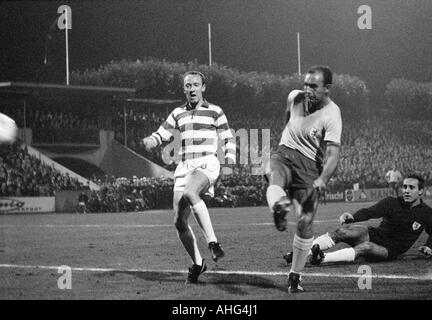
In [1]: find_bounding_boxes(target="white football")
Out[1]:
[0,112,18,144]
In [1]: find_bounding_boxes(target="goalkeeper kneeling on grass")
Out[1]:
[284,174,432,265]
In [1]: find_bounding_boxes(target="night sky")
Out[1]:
[1,0,431,103]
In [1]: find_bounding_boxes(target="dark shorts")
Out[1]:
[368,227,402,260]
[269,145,322,190]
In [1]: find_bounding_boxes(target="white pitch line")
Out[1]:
[0,263,430,281]
[0,220,337,229]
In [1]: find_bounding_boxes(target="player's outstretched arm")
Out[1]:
[351,197,392,222]
[285,90,306,124]
[421,221,432,257]
[141,110,177,151]
[288,89,307,104]
[418,246,432,257]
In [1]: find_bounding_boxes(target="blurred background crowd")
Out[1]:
[1,60,431,212]
[0,143,84,197]
[2,104,431,213]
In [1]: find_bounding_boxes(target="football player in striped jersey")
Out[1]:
[142,71,236,283]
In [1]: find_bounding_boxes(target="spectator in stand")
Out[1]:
[76,192,89,214]
[385,164,403,196]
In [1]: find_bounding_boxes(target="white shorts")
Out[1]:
[173,155,220,197]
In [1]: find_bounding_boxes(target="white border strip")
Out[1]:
[0,264,430,281]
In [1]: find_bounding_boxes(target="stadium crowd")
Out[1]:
[1,106,432,212]
[112,109,175,169]
[2,106,99,130]
[336,118,432,190]
[0,143,86,197]
[82,111,432,212]
[110,106,432,189]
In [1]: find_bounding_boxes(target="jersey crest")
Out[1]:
[309,127,318,138]
[412,221,421,231]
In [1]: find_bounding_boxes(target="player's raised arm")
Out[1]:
[285,90,307,124]
[288,89,307,104]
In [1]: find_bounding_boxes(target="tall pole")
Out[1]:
[57,5,72,84]
[23,99,27,143]
[65,7,70,85]
[23,99,27,130]
[208,23,212,66]
[124,104,127,147]
[297,32,301,76]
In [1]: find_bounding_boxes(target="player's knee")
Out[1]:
[267,163,290,186]
[266,168,279,183]
[264,159,272,179]
[332,228,349,242]
[297,214,313,231]
[356,241,373,255]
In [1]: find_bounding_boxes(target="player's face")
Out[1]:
[184,74,205,104]
[402,178,422,203]
[304,72,329,106]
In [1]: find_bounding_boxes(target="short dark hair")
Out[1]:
[307,65,332,86]
[405,173,425,190]
[183,71,206,85]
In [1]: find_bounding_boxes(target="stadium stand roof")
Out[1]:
[0,81,135,101]
[122,98,181,104]
[0,82,181,105]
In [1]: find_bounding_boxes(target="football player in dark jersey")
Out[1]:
[284,174,432,265]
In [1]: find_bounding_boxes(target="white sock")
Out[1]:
[322,248,356,264]
[266,185,287,212]
[312,233,336,251]
[192,200,217,243]
[290,234,314,274]
[177,226,203,265]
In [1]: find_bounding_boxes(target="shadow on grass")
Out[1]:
[95,270,287,296]
[205,273,286,296]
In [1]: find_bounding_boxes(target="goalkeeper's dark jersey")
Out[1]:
[352,197,432,254]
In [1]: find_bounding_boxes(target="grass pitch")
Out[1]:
[1,201,431,300]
